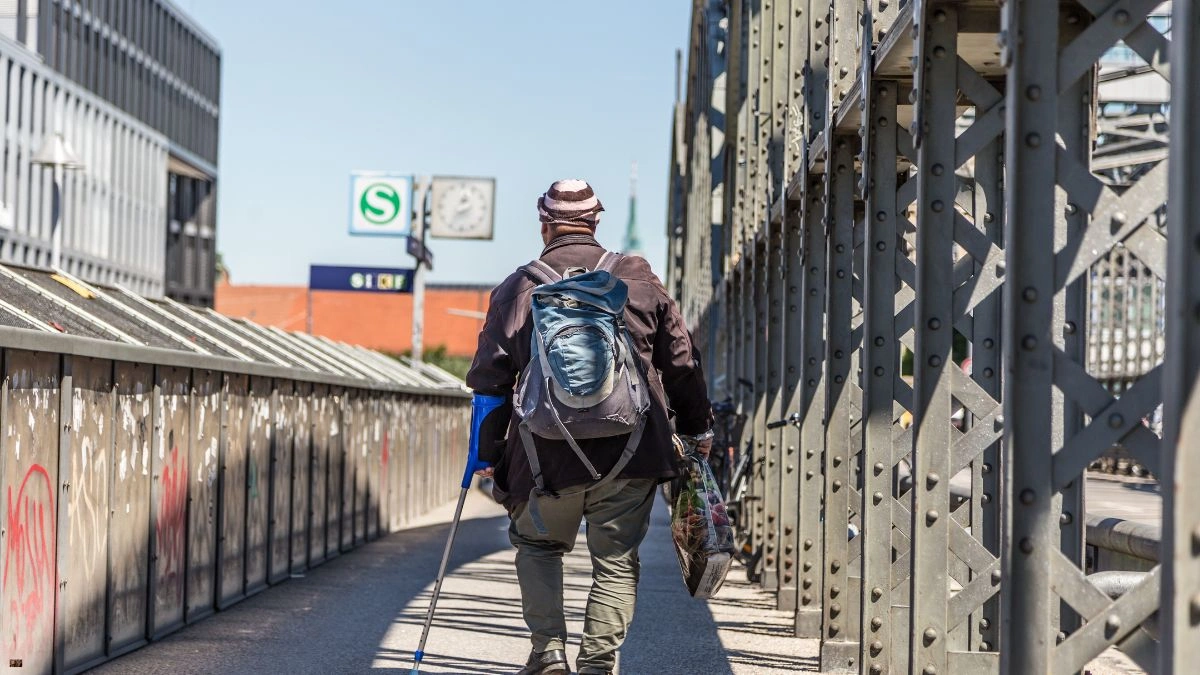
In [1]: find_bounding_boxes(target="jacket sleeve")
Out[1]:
[650,282,713,435]
[466,284,519,397]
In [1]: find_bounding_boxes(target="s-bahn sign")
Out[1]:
[349,172,412,237]
[309,265,415,293]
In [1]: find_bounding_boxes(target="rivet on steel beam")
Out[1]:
[923,627,938,644]
[870,640,883,655]
[925,509,939,524]
[1191,524,1200,550]
[982,463,993,475]
[873,491,884,505]
[931,164,944,176]
[875,336,886,347]
[874,462,886,474]
[1019,538,1034,554]
[995,261,1006,277]
[923,666,937,675]
[1026,85,1041,101]
[1066,202,1079,215]
[874,366,885,377]
[1026,133,1041,148]
[870,665,883,675]
[926,473,940,488]
[831,585,841,597]
[979,618,991,630]
[872,587,884,602]
[833,455,843,466]
[830,622,841,636]
[931,200,944,212]
[928,317,941,330]
[1189,594,1200,623]
[1114,9,1130,24]
[934,9,947,21]
[1108,413,1124,429]
[834,375,844,384]
[983,367,995,378]
[980,641,992,651]
[929,355,942,367]
[802,592,812,604]
[1022,335,1038,351]
[804,538,813,549]
[1106,615,1121,632]
[833,479,843,490]
[784,572,793,583]
[803,561,813,571]
[1020,489,1035,505]
[831,560,841,572]
[1022,286,1038,302]
[1060,511,1073,525]
[1064,321,1077,335]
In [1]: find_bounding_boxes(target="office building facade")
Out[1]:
[0,0,220,305]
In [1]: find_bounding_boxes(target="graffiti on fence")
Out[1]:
[156,433,188,591]
[69,433,107,582]
[4,464,55,656]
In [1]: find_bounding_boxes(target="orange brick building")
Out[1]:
[216,278,493,357]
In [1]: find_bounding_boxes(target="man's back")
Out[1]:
[467,233,711,509]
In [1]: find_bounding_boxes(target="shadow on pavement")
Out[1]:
[88,507,514,674]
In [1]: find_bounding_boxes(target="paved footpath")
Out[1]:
[92,487,818,674]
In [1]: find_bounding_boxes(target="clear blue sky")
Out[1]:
[182,0,691,286]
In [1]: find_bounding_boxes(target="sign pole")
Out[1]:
[412,176,430,362]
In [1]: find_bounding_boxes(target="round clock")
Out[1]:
[430,177,495,239]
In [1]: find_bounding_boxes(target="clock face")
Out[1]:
[430,177,495,239]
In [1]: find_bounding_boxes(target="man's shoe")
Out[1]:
[516,649,568,675]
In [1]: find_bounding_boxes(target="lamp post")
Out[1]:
[31,132,84,270]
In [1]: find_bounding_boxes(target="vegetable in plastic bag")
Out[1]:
[667,447,735,598]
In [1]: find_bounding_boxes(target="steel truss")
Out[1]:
[667,0,1194,671]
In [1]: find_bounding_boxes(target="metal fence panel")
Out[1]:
[1,350,60,673]
[368,399,384,541]
[60,357,112,672]
[187,369,220,623]
[309,385,330,565]
[290,382,312,574]
[244,376,272,594]
[339,391,355,551]
[149,365,191,637]
[269,381,295,584]
[217,374,249,609]
[327,387,344,559]
[108,362,152,654]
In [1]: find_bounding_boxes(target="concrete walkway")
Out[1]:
[91,487,818,674]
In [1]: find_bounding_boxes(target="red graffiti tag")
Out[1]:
[3,465,55,656]
[156,445,188,591]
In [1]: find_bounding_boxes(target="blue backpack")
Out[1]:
[515,252,651,524]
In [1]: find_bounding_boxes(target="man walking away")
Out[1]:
[466,179,714,674]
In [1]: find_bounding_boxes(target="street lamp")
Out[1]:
[31,131,85,270]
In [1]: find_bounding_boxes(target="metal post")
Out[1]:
[1000,2,1059,670]
[1162,0,1200,667]
[795,172,826,638]
[909,7,958,674]
[411,178,430,362]
[52,164,64,269]
[777,0,809,617]
[860,78,899,675]
[820,134,858,672]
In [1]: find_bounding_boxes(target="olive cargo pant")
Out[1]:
[508,477,658,674]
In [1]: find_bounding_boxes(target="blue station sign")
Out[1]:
[309,265,415,294]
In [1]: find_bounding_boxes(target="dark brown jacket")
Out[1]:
[466,234,712,510]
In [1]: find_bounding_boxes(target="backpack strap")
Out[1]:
[523,416,647,536]
[596,251,624,274]
[521,260,562,285]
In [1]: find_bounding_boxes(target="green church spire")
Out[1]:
[622,162,644,257]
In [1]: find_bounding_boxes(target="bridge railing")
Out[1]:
[0,263,469,673]
[668,0,1196,672]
